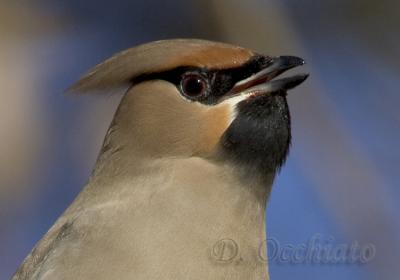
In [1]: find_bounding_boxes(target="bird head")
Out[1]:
[70,39,308,175]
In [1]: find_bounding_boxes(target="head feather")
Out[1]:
[68,39,255,93]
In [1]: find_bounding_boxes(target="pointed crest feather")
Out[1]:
[68,39,255,94]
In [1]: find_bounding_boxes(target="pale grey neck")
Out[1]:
[77,149,272,279]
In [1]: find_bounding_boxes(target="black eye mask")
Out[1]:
[131,55,272,105]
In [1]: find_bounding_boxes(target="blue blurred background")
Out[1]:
[1,0,399,279]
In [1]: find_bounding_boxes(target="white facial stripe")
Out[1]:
[220,94,248,124]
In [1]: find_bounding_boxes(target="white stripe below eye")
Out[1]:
[221,94,248,124]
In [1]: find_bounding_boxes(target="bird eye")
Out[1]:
[180,73,208,98]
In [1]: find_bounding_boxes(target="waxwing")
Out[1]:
[13,39,308,280]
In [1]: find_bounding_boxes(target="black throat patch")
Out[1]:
[220,92,291,175]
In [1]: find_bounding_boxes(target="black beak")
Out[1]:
[228,56,308,97]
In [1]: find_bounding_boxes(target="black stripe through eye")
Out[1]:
[130,55,271,105]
